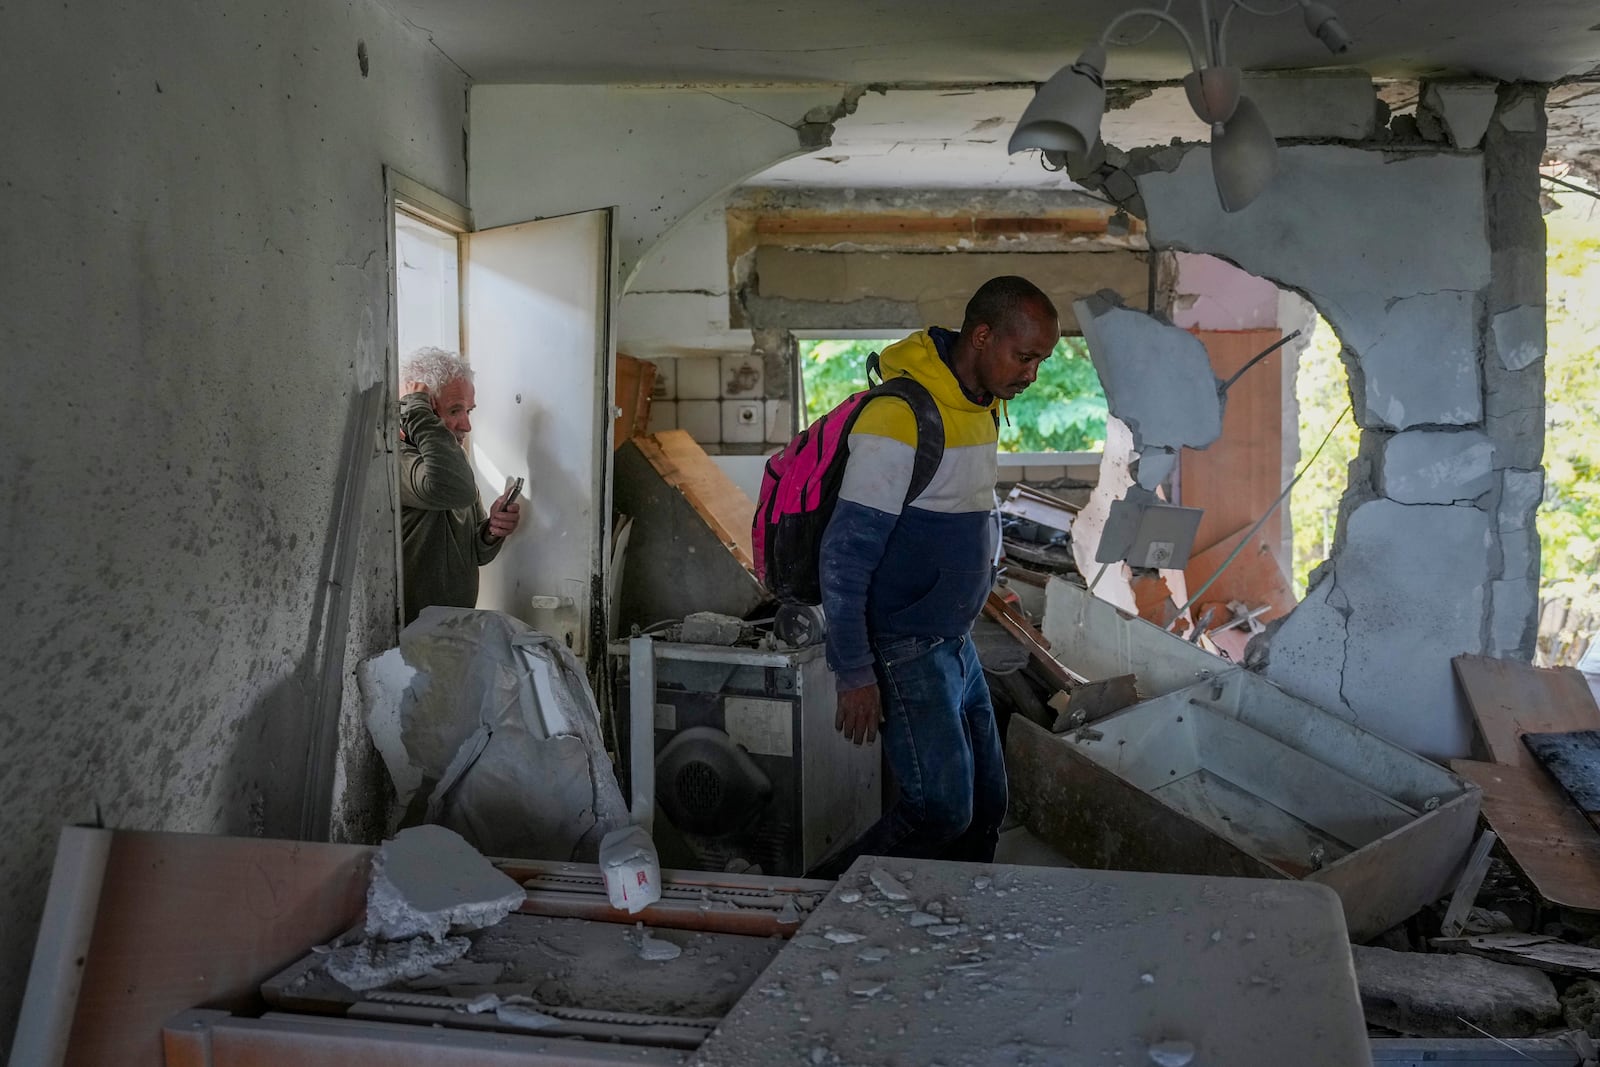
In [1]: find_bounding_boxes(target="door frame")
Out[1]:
[382,169,473,637]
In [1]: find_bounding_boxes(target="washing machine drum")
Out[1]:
[655,726,773,836]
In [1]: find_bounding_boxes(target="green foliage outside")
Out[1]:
[1289,318,1361,595]
[798,336,1108,453]
[1539,201,1600,664]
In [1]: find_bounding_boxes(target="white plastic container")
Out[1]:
[598,824,661,914]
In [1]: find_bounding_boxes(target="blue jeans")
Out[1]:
[824,632,1008,873]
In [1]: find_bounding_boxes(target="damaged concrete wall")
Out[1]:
[1129,85,1547,760]
[469,86,858,286]
[0,0,467,1045]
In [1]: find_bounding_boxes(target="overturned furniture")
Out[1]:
[1012,579,1480,942]
[1009,672,1479,941]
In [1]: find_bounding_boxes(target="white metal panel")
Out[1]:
[465,209,613,654]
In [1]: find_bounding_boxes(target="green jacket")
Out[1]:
[398,392,502,624]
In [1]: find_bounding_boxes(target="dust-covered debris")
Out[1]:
[870,869,911,901]
[323,935,471,991]
[635,922,683,961]
[364,824,526,942]
[823,929,865,944]
[1147,1039,1196,1066]
[495,1002,561,1029]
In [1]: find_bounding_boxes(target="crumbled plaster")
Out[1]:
[1069,418,1191,617]
[1420,82,1500,150]
[364,824,527,942]
[1075,291,1223,454]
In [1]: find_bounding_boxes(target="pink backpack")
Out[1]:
[753,375,944,605]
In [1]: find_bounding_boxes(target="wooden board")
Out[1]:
[613,353,657,450]
[63,831,372,1067]
[632,430,757,569]
[1179,329,1286,575]
[1451,758,1600,913]
[1432,932,1600,978]
[983,592,1087,692]
[1523,730,1600,834]
[1452,654,1600,767]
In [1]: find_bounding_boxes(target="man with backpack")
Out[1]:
[817,275,1060,872]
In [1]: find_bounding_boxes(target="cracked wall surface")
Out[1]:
[1133,83,1547,761]
[0,0,468,1046]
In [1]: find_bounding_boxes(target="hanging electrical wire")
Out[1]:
[1167,402,1353,629]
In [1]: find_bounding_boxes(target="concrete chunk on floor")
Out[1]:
[1352,944,1560,1038]
[364,824,527,942]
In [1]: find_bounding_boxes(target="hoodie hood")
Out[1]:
[876,328,996,414]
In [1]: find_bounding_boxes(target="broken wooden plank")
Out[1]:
[983,592,1087,692]
[612,353,657,450]
[1431,932,1600,979]
[1452,654,1600,767]
[1439,830,1499,938]
[631,430,756,569]
[1450,758,1600,913]
[1522,731,1600,834]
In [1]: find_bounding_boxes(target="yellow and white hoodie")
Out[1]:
[819,327,999,690]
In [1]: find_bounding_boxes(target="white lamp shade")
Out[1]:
[1211,96,1279,212]
[1008,44,1107,158]
[1302,1,1353,53]
[1183,66,1241,125]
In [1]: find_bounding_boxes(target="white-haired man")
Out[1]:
[398,347,521,624]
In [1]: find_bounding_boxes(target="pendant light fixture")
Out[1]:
[1008,0,1352,212]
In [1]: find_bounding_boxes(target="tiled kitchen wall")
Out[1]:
[644,354,792,452]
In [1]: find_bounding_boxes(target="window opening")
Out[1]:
[797,335,1108,453]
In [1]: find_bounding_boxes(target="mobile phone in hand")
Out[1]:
[504,476,524,508]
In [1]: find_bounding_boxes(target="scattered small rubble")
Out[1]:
[322,935,471,992]
[1562,978,1600,1038]
[870,869,911,901]
[364,824,526,942]
[634,922,682,962]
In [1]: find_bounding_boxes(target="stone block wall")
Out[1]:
[1103,79,1547,760]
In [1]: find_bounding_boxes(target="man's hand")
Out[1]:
[485,491,522,541]
[836,683,882,746]
[402,380,430,397]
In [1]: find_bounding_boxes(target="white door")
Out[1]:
[463,209,614,656]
